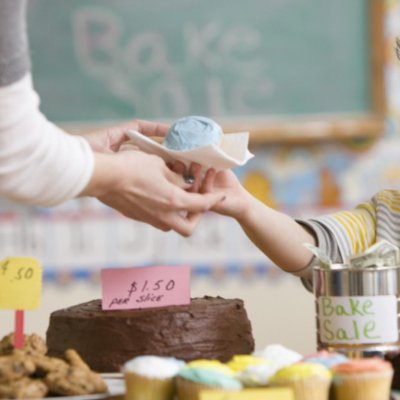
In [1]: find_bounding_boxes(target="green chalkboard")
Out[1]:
[27,0,384,143]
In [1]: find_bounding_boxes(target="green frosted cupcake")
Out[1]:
[176,367,242,400]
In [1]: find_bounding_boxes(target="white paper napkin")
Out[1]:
[126,130,254,170]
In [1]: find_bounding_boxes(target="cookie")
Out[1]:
[65,349,91,371]
[45,367,107,396]
[0,377,48,399]
[0,355,35,383]
[25,353,69,377]
[0,333,47,356]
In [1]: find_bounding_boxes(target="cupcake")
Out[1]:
[302,350,348,369]
[254,344,302,371]
[226,355,269,374]
[186,359,234,376]
[163,116,223,151]
[236,361,278,388]
[176,366,242,400]
[123,355,185,400]
[331,357,393,400]
[268,362,332,400]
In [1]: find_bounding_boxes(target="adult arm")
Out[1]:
[0,0,94,206]
[0,1,224,236]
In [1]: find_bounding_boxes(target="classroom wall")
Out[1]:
[1,2,400,357]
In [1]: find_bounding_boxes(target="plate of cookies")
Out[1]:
[0,333,124,400]
[44,376,124,400]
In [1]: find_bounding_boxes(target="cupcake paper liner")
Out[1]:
[269,376,331,400]
[124,371,175,400]
[175,376,239,400]
[333,370,393,400]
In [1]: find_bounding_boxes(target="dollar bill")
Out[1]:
[303,242,332,269]
[347,240,400,269]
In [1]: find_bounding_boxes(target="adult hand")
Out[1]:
[81,119,169,153]
[81,149,225,236]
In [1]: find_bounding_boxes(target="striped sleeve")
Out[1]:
[294,191,400,292]
[292,219,344,292]
[307,201,376,259]
[373,190,400,244]
[294,198,377,291]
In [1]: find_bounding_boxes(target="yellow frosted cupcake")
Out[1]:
[225,354,274,388]
[123,355,185,400]
[268,362,331,400]
[331,357,393,400]
[226,355,268,373]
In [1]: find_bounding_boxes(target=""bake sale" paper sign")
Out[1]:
[101,265,190,310]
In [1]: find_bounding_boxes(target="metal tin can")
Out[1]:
[314,264,400,358]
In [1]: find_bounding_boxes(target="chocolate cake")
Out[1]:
[384,351,400,389]
[46,296,255,372]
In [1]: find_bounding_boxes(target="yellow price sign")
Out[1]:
[0,257,42,310]
[200,388,294,400]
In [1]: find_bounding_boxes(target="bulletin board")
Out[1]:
[27,0,385,144]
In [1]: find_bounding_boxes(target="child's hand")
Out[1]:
[168,161,251,221]
[200,169,251,221]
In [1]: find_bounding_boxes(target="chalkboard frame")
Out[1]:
[220,0,385,144]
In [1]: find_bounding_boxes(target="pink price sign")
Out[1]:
[101,266,190,310]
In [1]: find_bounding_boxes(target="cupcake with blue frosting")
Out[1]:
[176,360,241,400]
[302,350,348,369]
[185,359,234,376]
[163,116,223,151]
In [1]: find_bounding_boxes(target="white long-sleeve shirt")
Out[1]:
[0,0,94,207]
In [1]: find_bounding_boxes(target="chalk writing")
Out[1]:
[73,7,272,117]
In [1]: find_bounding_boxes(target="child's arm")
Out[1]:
[201,169,317,274]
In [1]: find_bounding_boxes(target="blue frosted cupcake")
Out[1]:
[302,350,348,369]
[176,366,241,400]
[163,116,223,151]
